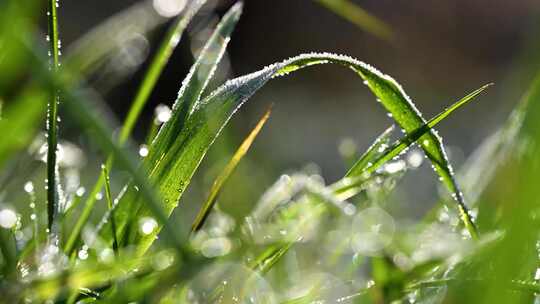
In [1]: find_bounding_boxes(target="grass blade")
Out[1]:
[102,165,119,255]
[345,125,394,177]
[100,2,244,255]
[333,83,493,201]
[315,0,394,42]
[63,0,208,255]
[249,84,491,278]
[119,0,207,143]
[191,105,271,233]
[115,51,488,253]
[46,0,61,230]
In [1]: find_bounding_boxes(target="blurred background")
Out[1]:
[48,0,540,222]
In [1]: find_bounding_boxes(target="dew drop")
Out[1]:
[24,181,34,193]
[139,217,158,235]
[0,209,18,228]
[95,192,103,200]
[154,104,172,124]
[138,145,149,157]
[76,187,86,197]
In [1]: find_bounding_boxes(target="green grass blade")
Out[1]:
[118,0,207,143]
[63,0,208,255]
[191,106,271,233]
[252,81,489,276]
[251,242,295,274]
[60,91,183,253]
[315,0,394,42]
[345,125,394,177]
[46,0,61,230]
[334,83,493,200]
[147,1,244,168]
[102,165,119,255]
[99,2,243,255]
[116,51,486,253]
[23,35,184,252]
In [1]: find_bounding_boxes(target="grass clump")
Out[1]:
[0,1,539,303]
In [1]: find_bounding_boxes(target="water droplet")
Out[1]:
[139,217,158,235]
[0,209,18,228]
[200,237,232,258]
[406,150,424,168]
[154,104,172,124]
[138,145,149,157]
[384,160,406,174]
[76,187,86,197]
[95,192,103,200]
[78,249,88,260]
[24,181,34,193]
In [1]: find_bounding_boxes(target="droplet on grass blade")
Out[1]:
[0,208,18,229]
[139,144,149,157]
[24,181,34,193]
[140,217,158,235]
[154,104,172,124]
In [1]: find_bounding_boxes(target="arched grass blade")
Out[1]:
[191,106,271,233]
[118,52,487,252]
[63,0,209,255]
[98,2,244,255]
[316,0,394,42]
[346,125,394,177]
[249,84,491,277]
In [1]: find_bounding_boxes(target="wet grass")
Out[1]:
[0,0,540,303]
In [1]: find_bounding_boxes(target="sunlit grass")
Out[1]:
[0,0,539,303]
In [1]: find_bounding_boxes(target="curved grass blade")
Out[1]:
[316,0,394,42]
[98,2,244,255]
[345,125,394,177]
[46,0,61,230]
[250,85,491,278]
[191,105,271,233]
[334,84,493,201]
[120,52,486,252]
[63,0,208,255]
